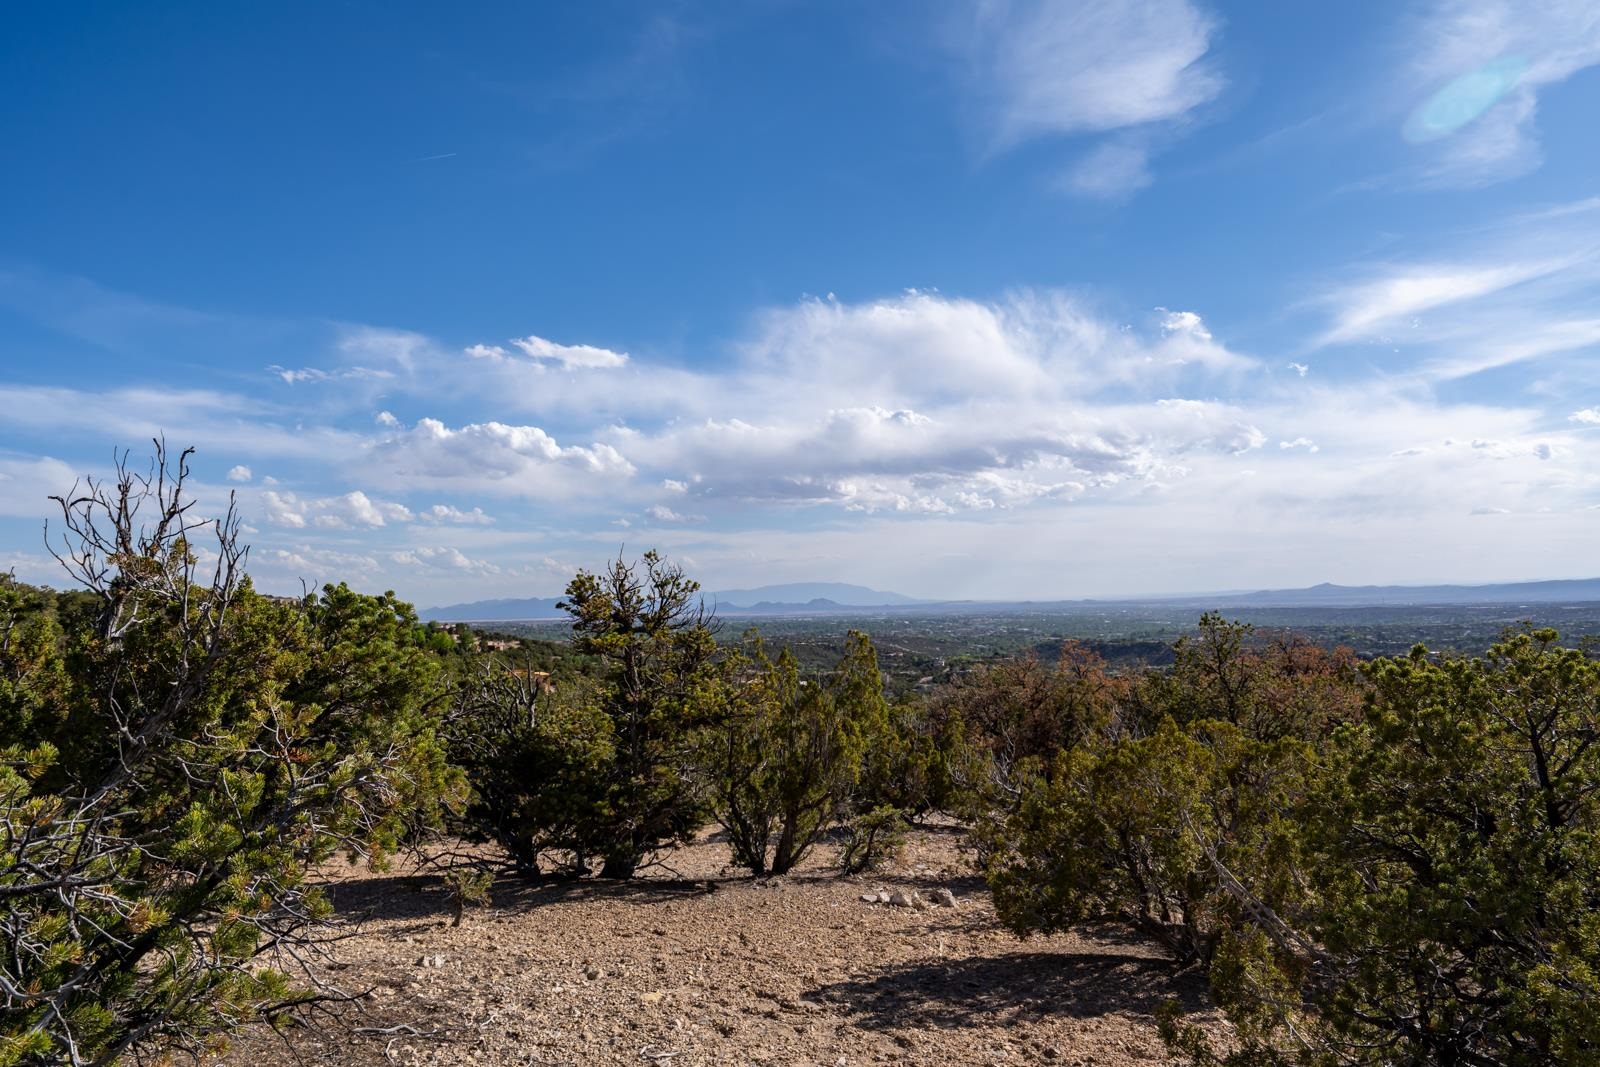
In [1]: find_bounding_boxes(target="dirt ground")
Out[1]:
[216,825,1221,1067]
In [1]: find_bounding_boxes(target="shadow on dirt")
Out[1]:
[323,869,741,926]
[808,949,1206,1030]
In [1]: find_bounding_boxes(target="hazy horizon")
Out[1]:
[418,573,1600,613]
[4,2,1599,607]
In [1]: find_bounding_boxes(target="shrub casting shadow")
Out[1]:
[323,869,735,925]
[809,948,1207,1031]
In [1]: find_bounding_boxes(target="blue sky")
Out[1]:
[3,0,1599,603]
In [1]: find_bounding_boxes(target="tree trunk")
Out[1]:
[772,819,798,875]
[601,851,639,879]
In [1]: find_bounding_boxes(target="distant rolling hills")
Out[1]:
[420,577,1600,622]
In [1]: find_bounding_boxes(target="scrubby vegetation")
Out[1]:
[983,617,1600,1065]
[4,446,1599,1065]
[0,447,462,1066]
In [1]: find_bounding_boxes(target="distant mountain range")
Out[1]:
[420,582,923,622]
[420,577,1600,622]
[422,596,569,622]
[1194,578,1600,607]
[706,582,925,607]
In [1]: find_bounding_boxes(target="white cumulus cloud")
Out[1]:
[257,489,412,529]
[390,546,500,574]
[420,504,494,525]
[368,415,634,495]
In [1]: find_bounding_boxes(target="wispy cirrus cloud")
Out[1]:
[1310,198,1600,386]
[1402,0,1600,186]
[270,365,395,385]
[1059,137,1156,201]
[1316,258,1573,346]
[970,0,1223,146]
[0,383,363,459]
[467,334,629,370]
[956,0,1224,199]
[645,504,703,524]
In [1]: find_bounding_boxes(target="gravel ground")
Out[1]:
[215,826,1222,1067]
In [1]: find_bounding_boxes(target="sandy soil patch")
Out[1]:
[215,826,1220,1066]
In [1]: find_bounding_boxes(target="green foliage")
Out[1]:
[1282,629,1600,1065]
[711,631,890,875]
[838,803,908,874]
[852,692,966,822]
[448,659,615,878]
[0,447,462,1065]
[985,716,1316,969]
[555,551,725,878]
[983,617,1600,1066]
[440,865,495,928]
[935,642,1130,810]
[0,573,71,752]
[1154,629,1600,1065]
[1139,613,1363,741]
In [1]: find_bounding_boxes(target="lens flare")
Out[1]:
[1403,55,1528,143]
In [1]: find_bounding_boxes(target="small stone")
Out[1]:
[639,991,666,1006]
[859,893,878,903]
[583,966,602,981]
[876,890,891,903]
[888,889,914,907]
[930,887,958,908]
